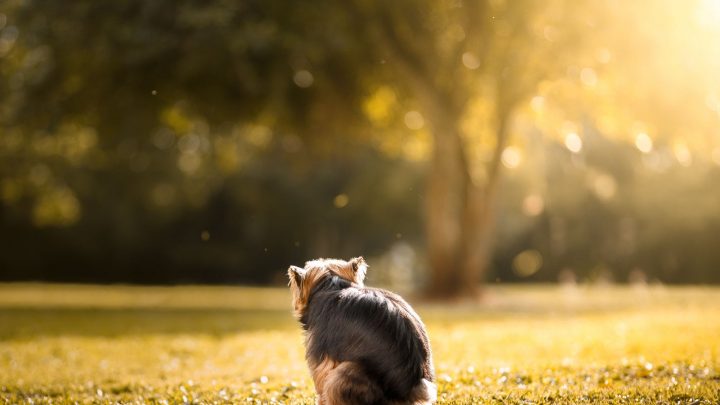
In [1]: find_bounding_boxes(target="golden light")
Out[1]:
[696,0,720,27]
[713,147,720,165]
[501,146,522,169]
[522,194,545,217]
[595,48,612,64]
[564,132,583,153]
[403,111,425,130]
[363,86,397,125]
[672,142,692,166]
[705,93,719,112]
[592,173,617,200]
[580,68,598,87]
[293,70,314,88]
[333,193,349,208]
[634,132,653,154]
[530,96,545,113]
[462,52,481,70]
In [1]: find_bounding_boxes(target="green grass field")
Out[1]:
[1,283,719,404]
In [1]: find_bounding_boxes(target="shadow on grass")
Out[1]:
[0,307,297,339]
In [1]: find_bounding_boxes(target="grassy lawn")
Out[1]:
[0,283,719,404]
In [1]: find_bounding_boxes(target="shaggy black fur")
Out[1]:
[300,274,434,403]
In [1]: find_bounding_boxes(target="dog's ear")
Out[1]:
[349,256,367,285]
[288,265,304,286]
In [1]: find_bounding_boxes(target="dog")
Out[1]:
[288,257,436,405]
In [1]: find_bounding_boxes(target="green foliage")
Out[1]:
[2,0,720,285]
[0,0,417,283]
[1,284,719,403]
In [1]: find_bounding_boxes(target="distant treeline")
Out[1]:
[3,135,720,285]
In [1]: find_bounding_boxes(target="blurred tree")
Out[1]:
[345,0,596,297]
[2,0,596,296]
[2,0,720,290]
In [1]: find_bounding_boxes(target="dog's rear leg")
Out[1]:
[320,361,384,405]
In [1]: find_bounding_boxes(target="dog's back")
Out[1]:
[302,275,436,404]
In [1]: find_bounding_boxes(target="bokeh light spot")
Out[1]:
[501,146,522,169]
[593,174,617,200]
[293,70,314,88]
[404,111,425,130]
[513,250,543,277]
[635,132,653,153]
[333,193,349,208]
[580,68,598,87]
[462,52,481,69]
[564,132,583,153]
[178,152,202,174]
[522,194,545,217]
[672,142,692,166]
[364,86,397,124]
[530,96,545,112]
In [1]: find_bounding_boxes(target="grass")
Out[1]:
[0,283,719,404]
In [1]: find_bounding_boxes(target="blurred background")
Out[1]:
[1,0,719,298]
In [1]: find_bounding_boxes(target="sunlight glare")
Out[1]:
[564,132,583,153]
[672,142,692,166]
[635,132,653,153]
[696,0,720,27]
[501,146,522,169]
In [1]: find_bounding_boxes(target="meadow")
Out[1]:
[0,283,718,404]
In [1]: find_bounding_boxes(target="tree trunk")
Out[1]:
[424,116,467,298]
[455,184,491,297]
[424,109,510,299]
[456,110,510,296]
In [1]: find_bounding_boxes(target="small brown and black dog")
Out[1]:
[288,257,436,405]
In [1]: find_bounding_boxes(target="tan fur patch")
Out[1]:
[310,357,337,399]
[320,361,352,405]
[289,258,366,318]
[328,260,355,283]
[307,257,365,285]
[292,265,328,318]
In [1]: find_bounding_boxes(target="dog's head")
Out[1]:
[287,257,367,317]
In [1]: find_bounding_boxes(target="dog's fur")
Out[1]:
[288,257,436,405]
